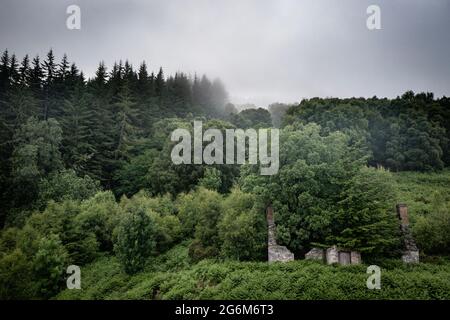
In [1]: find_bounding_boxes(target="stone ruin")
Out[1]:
[268,203,419,264]
[266,205,294,263]
[397,204,419,264]
[305,246,361,265]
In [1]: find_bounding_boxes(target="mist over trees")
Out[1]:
[1,49,450,300]
[283,94,450,171]
[0,50,229,225]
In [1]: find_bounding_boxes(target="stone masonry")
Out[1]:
[305,246,361,265]
[326,246,339,264]
[396,204,419,264]
[305,248,325,261]
[267,205,294,263]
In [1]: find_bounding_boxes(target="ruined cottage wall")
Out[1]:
[267,205,294,263]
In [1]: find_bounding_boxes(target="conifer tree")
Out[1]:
[29,56,44,94]
[9,54,19,86]
[86,62,116,184]
[0,50,10,93]
[155,67,166,98]
[113,80,139,161]
[137,61,151,99]
[42,50,57,119]
[60,82,95,175]
[18,55,31,87]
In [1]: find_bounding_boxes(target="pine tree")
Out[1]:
[109,61,124,97]
[149,72,155,96]
[167,72,192,116]
[210,78,228,113]
[42,50,57,119]
[113,80,140,160]
[29,55,44,93]
[1,55,38,131]
[60,82,95,175]
[0,50,12,222]
[135,61,157,135]
[123,60,137,86]
[86,62,116,184]
[155,67,166,98]
[192,74,201,106]
[199,75,212,107]
[89,61,108,92]
[9,54,19,86]
[18,55,31,87]
[137,61,151,99]
[43,50,56,85]
[0,50,10,93]
[57,54,70,81]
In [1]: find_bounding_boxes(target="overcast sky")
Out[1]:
[1,0,449,106]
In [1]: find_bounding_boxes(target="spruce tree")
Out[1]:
[113,80,139,161]
[42,50,57,119]
[155,67,166,98]
[0,50,10,93]
[29,56,44,93]
[18,55,31,87]
[9,54,19,86]
[86,62,116,184]
[60,82,95,175]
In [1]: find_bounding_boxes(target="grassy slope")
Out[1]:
[56,242,450,300]
[56,171,450,300]
[393,169,450,224]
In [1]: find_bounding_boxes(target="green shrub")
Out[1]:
[177,188,223,260]
[76,191,121,252]
[0,248,35,299]
[37,169,101,209]
[198,167,222,191]
[114,208,157,274]
[119,191,182,253]
[33,234,69,298]
[218,188,266,260]
[413,197,450,255]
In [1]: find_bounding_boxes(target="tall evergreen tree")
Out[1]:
[86,62,115,184]
[42,50,57,119]
[29,56,44,94]
[60,82,95,175]
[18,55,31,87]
[155,67,166,98]
[9,54,19,86]
[113,80,139,161]
[0,50,10,93]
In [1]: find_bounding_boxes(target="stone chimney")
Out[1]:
[267,205,294,263]
[397,204,410,225]
[396,204,419,264]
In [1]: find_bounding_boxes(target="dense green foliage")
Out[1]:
[228,107,272,128]
[240,124,401,255]
[0,187,266,299]
[114,207,156,274]
[1,49,449,300]
[0,50,230,225]
[55,243,450,300]
[394,171,450,255]
[284,94,450,171]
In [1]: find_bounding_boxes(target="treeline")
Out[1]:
[1,49,450,300]
[283,93,450,171]
[0,50,229,225]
